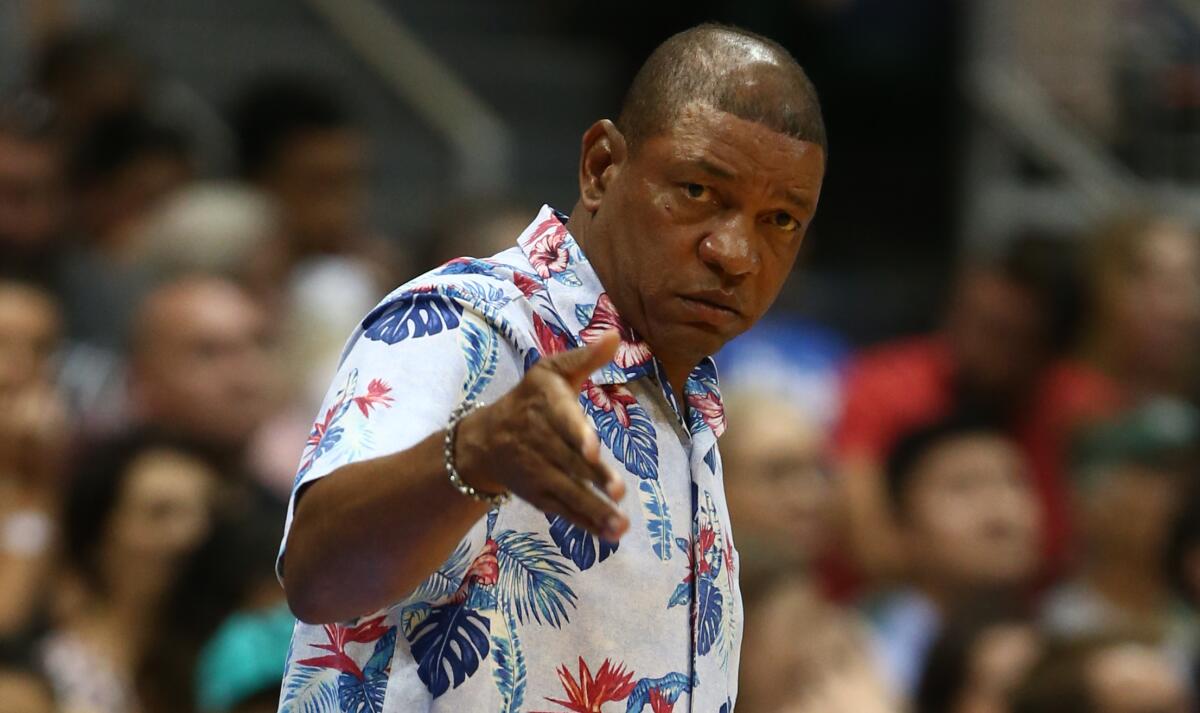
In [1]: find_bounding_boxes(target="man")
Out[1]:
[0,93,65,286]
[867,415,1042,697]
[277,24,826,712]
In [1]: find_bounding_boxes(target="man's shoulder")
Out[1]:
[357,251,544,350]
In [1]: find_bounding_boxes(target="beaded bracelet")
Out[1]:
[444,400,511,508]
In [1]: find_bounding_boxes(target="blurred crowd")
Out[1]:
[1,11,1200,713]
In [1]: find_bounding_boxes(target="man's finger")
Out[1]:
[540,423,625,501]
[541,330,620,386]
[542,479,629,541]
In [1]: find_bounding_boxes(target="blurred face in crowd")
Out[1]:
[101,448,216,581]
[0,132,64,254]
[946,269,1046,401]
[263,129,367,254]
[1088,643,1190,713]
[0,282,61,396]
[78,149,192,248]
[0,670,55,713]
[1100,223,1200,384]
[725,393,833,567]
[1080,463,1181,565]
[131,278,274,450]
[901,433,1041,592]
[578,102,825,381]
[955,624,1041,713]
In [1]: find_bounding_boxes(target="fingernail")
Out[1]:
[604,515,624,539]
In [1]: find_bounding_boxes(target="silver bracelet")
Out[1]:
[444,400,510,508]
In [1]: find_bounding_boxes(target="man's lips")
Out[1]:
[676,291,743,326]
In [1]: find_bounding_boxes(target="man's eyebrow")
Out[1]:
[784,189,815,213]
[682,156,738,181]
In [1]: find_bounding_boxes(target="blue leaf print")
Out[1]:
[552,269,583,287]
[280,664,338,713]
[336,627,395,713]
[696,575,724,656]
[459,317,499,401]
[582,394,659,481]
[638,478,673,560]
[490,601,526,713]
[545,513,618,571]
[522,347,541,373]
[703,445,718,474]
[574,302,595,327]
[667,581,690,608]
[442,282,512,318]
[674,537,690,557]
[436,257,500,278]
[625,671,694,712]
[494,530,577,628]
[719,699,732,713]
[363,294,465,344]
[407,539,474,604]
[408,600,491,698]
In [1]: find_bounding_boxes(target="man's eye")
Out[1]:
[684,183,709,200]
[770,212,800,231]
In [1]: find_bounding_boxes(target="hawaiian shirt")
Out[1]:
[276,206,741,713]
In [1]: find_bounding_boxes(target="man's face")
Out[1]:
[586,104,825,369]
[0,134,64,252]
[134,282,274,449]
[1082,463,1181,563]
[946,270,1046,400]
[265,129,366,254]
[0,284,60,395]
[902,433,1041,590]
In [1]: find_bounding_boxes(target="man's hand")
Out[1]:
[455,330,630,541]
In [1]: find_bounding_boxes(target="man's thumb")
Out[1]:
[543,330,620,385]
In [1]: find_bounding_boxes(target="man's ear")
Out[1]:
[578,119,628,212]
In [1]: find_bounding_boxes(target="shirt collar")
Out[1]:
[515,205,724,436]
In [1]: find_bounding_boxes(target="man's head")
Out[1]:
[69,111,193,247]
[0,94,65,264]
[1072,400,1197,569]
[569,25,826,382]
[129,276,274,452]
[0,280,61,397]
[886,415,1041,595]
[945,236,1079,407]
[230,75,366,255]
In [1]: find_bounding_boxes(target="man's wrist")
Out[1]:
[449,406,508,499]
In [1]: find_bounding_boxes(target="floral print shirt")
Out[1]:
[276,206,741,713]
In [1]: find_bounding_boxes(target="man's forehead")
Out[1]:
[664,102,825,155]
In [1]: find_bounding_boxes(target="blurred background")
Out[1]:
[1,1,1199,712]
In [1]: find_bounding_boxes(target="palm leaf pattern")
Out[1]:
[490,599,527,713]
[494,529,578,628]
[459,315,499,401]
[280,665,338,713]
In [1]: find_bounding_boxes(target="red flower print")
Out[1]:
[723,537,736,579]
[538,657,637,713]
[686,389,726,438]
[511,270,542,298]
[296,615,390,679]
[584,381,637,428]
[522,217,571,278]
[533,313,573,357]
[580,294,652,369]
[649,688,675,713]
[695,524,717,577]
[353,378,395,416]
[448,539,500,605]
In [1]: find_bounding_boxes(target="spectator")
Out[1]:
[915,600,1041,713]
[833,236,1091,587]
[866,415,1042,697]
[725,387,894,713]
[1012,633,1192,713]
[228,73,395,278]
[0,91,66,286]
[1041,400,1199,663]
[40,432,219,713]
[1079,214,1200,403]
[33,30,146,140]
[0,280,67,641]
[127,276,279,500]
[59,110,193,351]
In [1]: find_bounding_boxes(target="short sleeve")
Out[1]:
[276,292,524,579]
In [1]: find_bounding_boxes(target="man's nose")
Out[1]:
[698,217,759,281]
